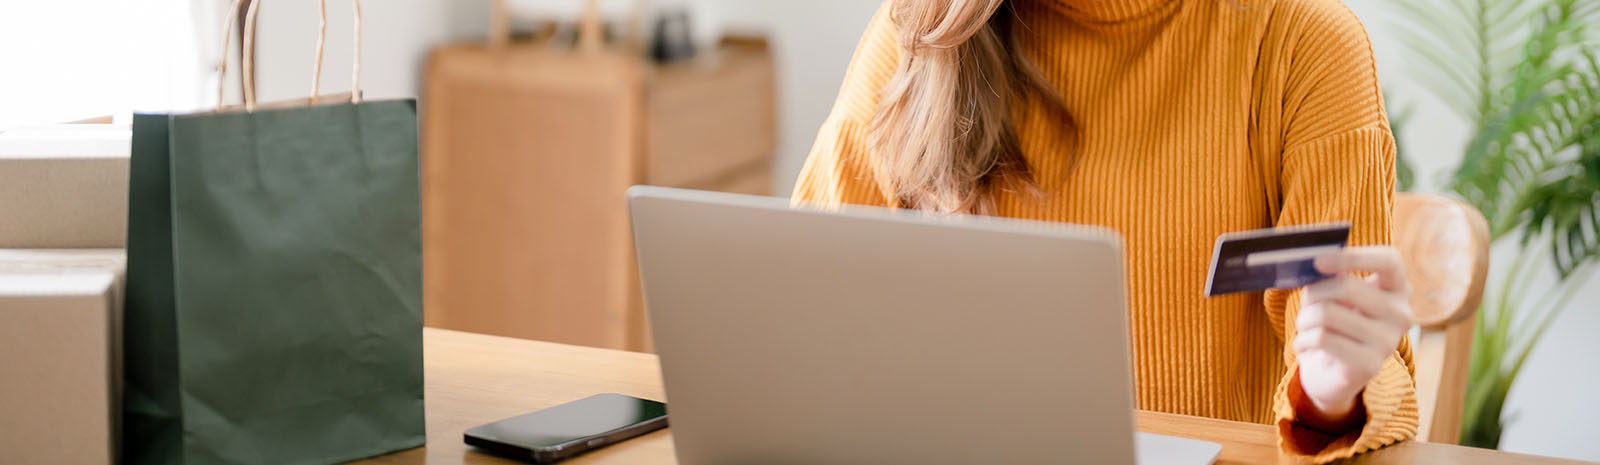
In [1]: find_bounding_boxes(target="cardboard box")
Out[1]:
[0,249,126,465]
[0,125,131,248]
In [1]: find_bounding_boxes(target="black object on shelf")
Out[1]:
[651,9,696,63]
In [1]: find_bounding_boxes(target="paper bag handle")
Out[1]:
[214,0,247,108]
[215,0,363,111]
[308,0,362,105]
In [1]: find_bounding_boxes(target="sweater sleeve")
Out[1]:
[1266,128,1420,462]
[1262,2,1420,462]
[791,1,898,208]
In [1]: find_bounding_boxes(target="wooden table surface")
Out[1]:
[353,328,1591,465]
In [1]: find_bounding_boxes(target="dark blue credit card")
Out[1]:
[1203,222,1351,297]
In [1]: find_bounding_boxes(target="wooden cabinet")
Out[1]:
[421,37,775,352]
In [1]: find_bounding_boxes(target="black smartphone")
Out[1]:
[464,393,668,463]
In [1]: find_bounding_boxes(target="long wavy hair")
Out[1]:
[869,0,1063,214]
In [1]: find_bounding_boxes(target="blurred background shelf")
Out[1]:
[421,34,774,352]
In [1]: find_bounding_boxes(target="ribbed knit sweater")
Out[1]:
[792,0,1418,461]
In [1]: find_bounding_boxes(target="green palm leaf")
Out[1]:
[1393,0,1600,449]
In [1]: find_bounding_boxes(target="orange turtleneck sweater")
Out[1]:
[792,0,1418,462]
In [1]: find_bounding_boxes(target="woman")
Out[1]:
[793,0,1417,462]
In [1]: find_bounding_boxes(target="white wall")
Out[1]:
[1496,252,1600,460]
[249,0,487,104]
[0,0,207,128]
[701,0,884,195]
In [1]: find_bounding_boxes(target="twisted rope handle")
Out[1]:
[216,0,363,111]
[311,0,365,104]
[214,0,246,108]
[311,0,326,103]
[351,0,363,102]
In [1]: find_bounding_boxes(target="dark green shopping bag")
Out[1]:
[122,2,423,464]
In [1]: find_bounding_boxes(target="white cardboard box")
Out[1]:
[0,249,126,465]
[0,125,131,248]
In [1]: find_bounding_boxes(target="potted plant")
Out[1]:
[1390,0,1600,448]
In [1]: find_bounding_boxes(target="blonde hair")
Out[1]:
[870,0,1063,214]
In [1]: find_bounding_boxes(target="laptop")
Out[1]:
[628,186,1222,465]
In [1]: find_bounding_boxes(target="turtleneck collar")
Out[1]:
[1043,0,1176,23]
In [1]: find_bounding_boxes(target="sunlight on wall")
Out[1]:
[0,1,208,129]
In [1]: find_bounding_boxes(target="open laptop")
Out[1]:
[628,186,1222,465]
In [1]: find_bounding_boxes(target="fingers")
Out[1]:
[1314,246,1408,293]
[1293,327,1373,367]
[1295,300,1388,346]
[1294,326,1388,375]
[1304,275,1413,327]
[1294,246,1415,419]
[1366,274,1415,325]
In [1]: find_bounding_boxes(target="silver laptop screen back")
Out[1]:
[629,186,1138,465]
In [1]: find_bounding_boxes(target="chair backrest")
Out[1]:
[1393,193,1491,443]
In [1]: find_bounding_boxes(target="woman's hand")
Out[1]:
[1293,246,1414,431]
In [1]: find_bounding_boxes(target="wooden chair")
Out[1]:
[1394,193,1491,444]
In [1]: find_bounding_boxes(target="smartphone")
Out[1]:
[464,393,668,463]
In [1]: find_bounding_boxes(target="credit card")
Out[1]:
[1203,222,1351,297]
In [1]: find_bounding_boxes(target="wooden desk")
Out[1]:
[354,328,1591,465]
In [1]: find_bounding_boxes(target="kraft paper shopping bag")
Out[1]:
[123,1,424,463]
